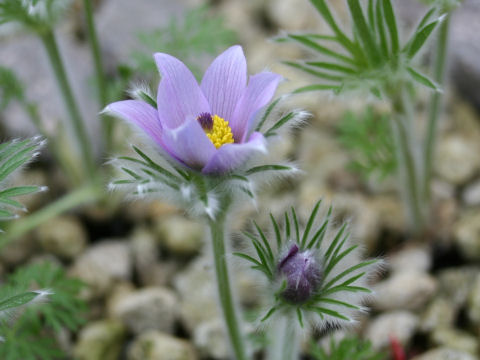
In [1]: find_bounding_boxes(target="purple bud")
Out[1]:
[277,244,322,304]
[197,112,213,130]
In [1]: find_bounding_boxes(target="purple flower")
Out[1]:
[278,244,322,304]
[106,46,282,174]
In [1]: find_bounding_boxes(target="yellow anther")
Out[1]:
[205,115,234,149]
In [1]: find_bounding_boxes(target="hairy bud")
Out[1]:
[277,244,322,304]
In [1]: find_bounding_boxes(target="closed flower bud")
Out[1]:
[277,244,322,304]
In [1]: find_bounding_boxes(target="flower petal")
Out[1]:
[105,100,162,145]
[201,45,247,122]
[230,72,282,142]
[202,132,266,174]
[154,53,210,129]
[161,116,216,170]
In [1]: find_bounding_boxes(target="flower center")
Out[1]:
[197,113,234,149]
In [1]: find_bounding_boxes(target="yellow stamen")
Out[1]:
[205,115,234,149]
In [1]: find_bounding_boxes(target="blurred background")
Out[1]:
[0,0,479,359]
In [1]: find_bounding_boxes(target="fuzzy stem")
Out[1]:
[40,29,95,176]
[0,182,100,248]
[82,0,114,151]
[208,205,247,360]
[268,315,299,360]
[423,13,450,205]
[390,88,425,233]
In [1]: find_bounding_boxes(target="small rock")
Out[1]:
[193,319,229,360]
[155,216,204,256]
[467,273,480,325]
[438,267,480,309]
[110,287,177,335]
[366,311,419,349]
[173,256,221,332]
[388,246,431,274]
[411,347,477,360]
[36,215,87,259]
[130,227,159,285]
[0,234,37,265]
[462,179,480,206]
[127,331,198,360]
[73,319,126,360]
[420,298,456,333]
[453,210,480,260]
[373,271,437,311]
[436,135,480,185]
[369,195,406,234]
[431,328,479,356]
[69,240,132,299]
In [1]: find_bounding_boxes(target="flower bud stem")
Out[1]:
[82,0,114,152]
[208,200,247,360]
[268,314,299,360]
[423,13,450,206]
[40,29,95,178]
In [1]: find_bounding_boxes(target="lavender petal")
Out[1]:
[161,116,216,170]
[201,132,266,174]
[105,100,163,146]
[230,72,282,142]
[201,45,247,122]
[154,53,210,129]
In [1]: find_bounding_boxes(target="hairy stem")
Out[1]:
[82,0,114,151]
[40,29,95,176]
[0,182,101,248]
[268,314,299,360]
[423,13,450,205]
[390,88,425,233]
[208,207,247,360]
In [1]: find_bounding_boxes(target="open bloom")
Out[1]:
[106,45,282,174]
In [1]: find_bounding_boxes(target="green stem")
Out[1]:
[268,314,299,360]
[40,29,95,176]
[390,88,425,233]
[423,13,450,205]
[82,0,114,151]
[0,182,101,248]
[208,207,247,360]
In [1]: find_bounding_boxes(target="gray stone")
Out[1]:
[0,234,37,265]
[130,227,161,286]
[73,319,126,360]
[193,319,229,360]
[127,331,198,360]
[431,328,479,356]
[453,211,480,260]
[438,267,480,309]
[435,134,480,185]
[420,298,456,333]
[110,287,178,335]
[36,215,87,259]
[467,273,480,325]
[366,311,419,349]
[373,271,437,311]
[388,245,432,274]
[155,216,204,256]
[411,347,477,360]
[69,240,132,299]
[462,179,480,206]
[173,256,221,332]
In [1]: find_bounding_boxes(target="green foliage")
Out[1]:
[0,137,46,228]
[277,0,443,96]
[310,336,385,360]
[236,200,377,326]
[0,66,25,110]
[0,0,71,33]
[131,5,237,79]
[0,262,86,359]
[337,106,396,180]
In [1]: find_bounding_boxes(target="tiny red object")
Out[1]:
[389,335,406,360]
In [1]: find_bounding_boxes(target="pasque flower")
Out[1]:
[106,45,282,175]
